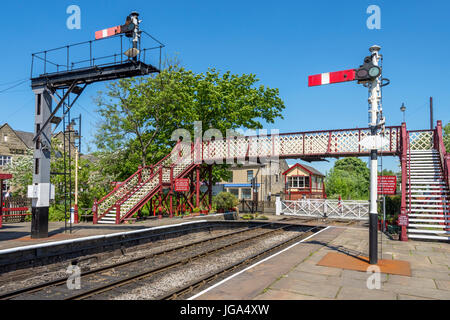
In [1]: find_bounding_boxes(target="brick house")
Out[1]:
[217,160,290,202]
[0,123,34,194]
[0,123,77,194]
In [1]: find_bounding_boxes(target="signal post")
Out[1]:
[29,12,162,238]
[309,45,386,264]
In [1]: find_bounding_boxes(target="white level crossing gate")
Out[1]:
[276,198,369,220]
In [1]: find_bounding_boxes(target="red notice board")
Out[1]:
[174,178,190,192]
[378,175,397,195]
[398,214,409,226]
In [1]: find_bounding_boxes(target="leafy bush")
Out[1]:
[49,205,68,221]
[325,158,370,200]
[241,214,255,220]
[378,195,401,224]
[255,215,269,220]
[212,192,239,211]
[193,207,200,213]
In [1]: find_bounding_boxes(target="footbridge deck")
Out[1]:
[200,126,401,163]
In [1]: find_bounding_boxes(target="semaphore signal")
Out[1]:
[308,54,382,87]
[308,45,389,265]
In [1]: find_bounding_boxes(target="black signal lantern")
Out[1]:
[122,15,135,38]
[355,55,381,82]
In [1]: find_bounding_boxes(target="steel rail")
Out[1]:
[66,223,302,300]
[0,222,283,300]
[158,225,321,300]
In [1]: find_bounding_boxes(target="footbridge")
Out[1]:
[93,122,449,242]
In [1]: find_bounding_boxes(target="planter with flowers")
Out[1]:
[213,192,239,220]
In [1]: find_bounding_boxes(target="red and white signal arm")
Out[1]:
[308,69,356,87]
[95,26,122,40]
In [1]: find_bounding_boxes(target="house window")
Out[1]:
[287,176,310,189]
[1,180,9,193]
[3,135,7,142]
[228,188,239,198]
[247,170,254,182]
[10,149,25,155]
[241,188,252,199]
[0,155,12,166]
[275,174,279,183]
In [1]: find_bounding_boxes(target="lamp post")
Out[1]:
[400,103,406,123]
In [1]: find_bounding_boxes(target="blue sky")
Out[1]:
[0,0,449,174]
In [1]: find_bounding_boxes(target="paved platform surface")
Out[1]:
[0,215,219,250]
[194,227,450,300]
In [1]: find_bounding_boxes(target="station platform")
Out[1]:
[190,226,450,300]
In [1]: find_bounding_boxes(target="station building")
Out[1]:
[282,163,326,200]
[216,160,289,202]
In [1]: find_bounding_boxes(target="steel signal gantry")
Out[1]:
[29,12,163,238]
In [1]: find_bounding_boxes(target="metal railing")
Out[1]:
[31,30,164,79]
[201,126,401,162]
[277,198,369,220]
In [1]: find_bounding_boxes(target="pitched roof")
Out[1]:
[0,123,34,149]
[301,163,325,176]
[285,163,325,177]
[14,130,34,149]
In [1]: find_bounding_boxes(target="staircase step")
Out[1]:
[408,223,448,228]
[101,217,116,221]
[408,181,446,184]
[408,213,450,218]
[406,187,449,192]
[409,219,450,223]
[409,199,449,203]
[410,208,450,213]
[408,162,441,165]
[408,234,450,241]
[98,220,116,224]
[408,229,450,234]
[408,186,449,190]
[409,172,444,176]
[411,204,450,208]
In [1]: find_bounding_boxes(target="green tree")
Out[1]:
[325,157,370,200]
[94,63,285,182]
[50,138,111,210]
[3,152,33,197]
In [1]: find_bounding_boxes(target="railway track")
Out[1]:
[158,225,321,300]
[0,222,312,300]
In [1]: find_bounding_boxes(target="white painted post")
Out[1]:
[368,45,383,265]
[275,196,282,215]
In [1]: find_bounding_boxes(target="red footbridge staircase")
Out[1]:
[93,121,449,241]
